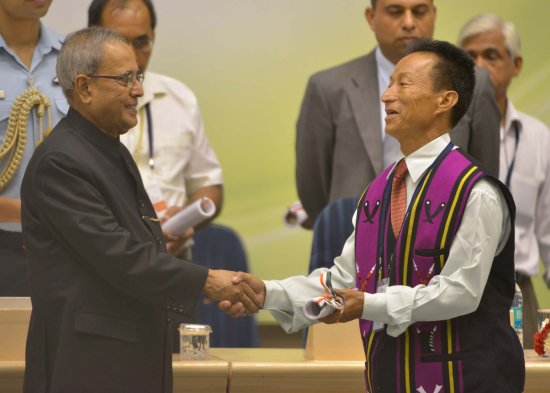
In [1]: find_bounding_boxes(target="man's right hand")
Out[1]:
[203,269,263,315]
[218,272,266,317]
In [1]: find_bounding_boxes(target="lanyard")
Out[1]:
[136,103,155,170]
[504,121,520,189]
[144,103,154,170]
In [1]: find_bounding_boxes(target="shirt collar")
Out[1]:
[37,23,63,52]
[0,23,63,59]
[375,46,395,88]
[390,134,452,185]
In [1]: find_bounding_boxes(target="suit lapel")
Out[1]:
[347,52,384,174]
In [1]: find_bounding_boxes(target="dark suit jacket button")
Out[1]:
[178,305,185,312]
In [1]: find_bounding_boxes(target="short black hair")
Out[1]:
[88,0,157,30]
[406,39,475,127]
[371,0,434,10]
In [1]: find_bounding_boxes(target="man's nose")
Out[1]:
[131,79,144,97]
[381,86,394,103]
[471,54,487,69]
[402,11,416,30]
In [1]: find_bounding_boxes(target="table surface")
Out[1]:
[1,348,548,393]
[210,348,550,393]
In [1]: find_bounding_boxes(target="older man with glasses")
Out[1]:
[20,27,260,393]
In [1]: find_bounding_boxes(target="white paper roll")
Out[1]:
[161,197,216,235]
[284,201,308,228]
[303,296,344,320]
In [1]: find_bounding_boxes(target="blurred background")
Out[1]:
[44,0,550,326]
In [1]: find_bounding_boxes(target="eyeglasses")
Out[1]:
[87,72,144,88]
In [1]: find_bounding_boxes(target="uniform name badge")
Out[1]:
[373,277,390,332]
[145,176,168,217]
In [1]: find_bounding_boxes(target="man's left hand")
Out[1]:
[160,206,194,256]
[320,288,364,324]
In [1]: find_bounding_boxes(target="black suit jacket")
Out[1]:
[21,108,208,393]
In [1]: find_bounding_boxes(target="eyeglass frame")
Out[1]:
[86,72,145,88]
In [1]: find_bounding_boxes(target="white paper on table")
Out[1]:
[284,201,308,228]
[161,197,216,235]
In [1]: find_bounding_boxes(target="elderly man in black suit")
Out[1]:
[21,27,260,393]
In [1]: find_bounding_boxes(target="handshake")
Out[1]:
[201,269,366,323]
[202,270,265,317]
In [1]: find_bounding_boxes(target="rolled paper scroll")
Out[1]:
[284,201,308,228]
[162,197,216,235]
[303,271,345,320]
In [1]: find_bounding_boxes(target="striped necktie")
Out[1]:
[391,159,408,237]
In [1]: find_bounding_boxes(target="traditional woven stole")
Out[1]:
[355,145,485,393]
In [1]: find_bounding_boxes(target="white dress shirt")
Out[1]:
[120,71,223,209]
[264,134,511,337]
[499,101,550,285]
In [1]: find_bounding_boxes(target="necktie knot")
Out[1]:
[394,159,408,179]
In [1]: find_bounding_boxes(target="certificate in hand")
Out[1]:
[303,271,345,320]
[161,197,216,235]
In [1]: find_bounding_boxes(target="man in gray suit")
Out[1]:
[296,0,500,226]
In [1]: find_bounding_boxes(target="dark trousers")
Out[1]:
[170,247,196,353]
[517,273,538,349]
[0,230,29,296]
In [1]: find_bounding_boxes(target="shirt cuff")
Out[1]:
[361,292,387,322]
[263,280,287,310]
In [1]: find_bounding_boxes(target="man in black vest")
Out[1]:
[224,40,524,393]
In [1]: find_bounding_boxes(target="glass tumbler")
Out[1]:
[179,324,212,360]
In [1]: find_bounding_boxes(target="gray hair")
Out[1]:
[457,13,521,63]
[56,27,130,99]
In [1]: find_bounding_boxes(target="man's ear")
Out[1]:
[365,7,375,30]
[74,74,93,105]
[512,55,523,77]
[435,90,458,115]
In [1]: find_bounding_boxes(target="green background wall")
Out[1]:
[45,1,550,324]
